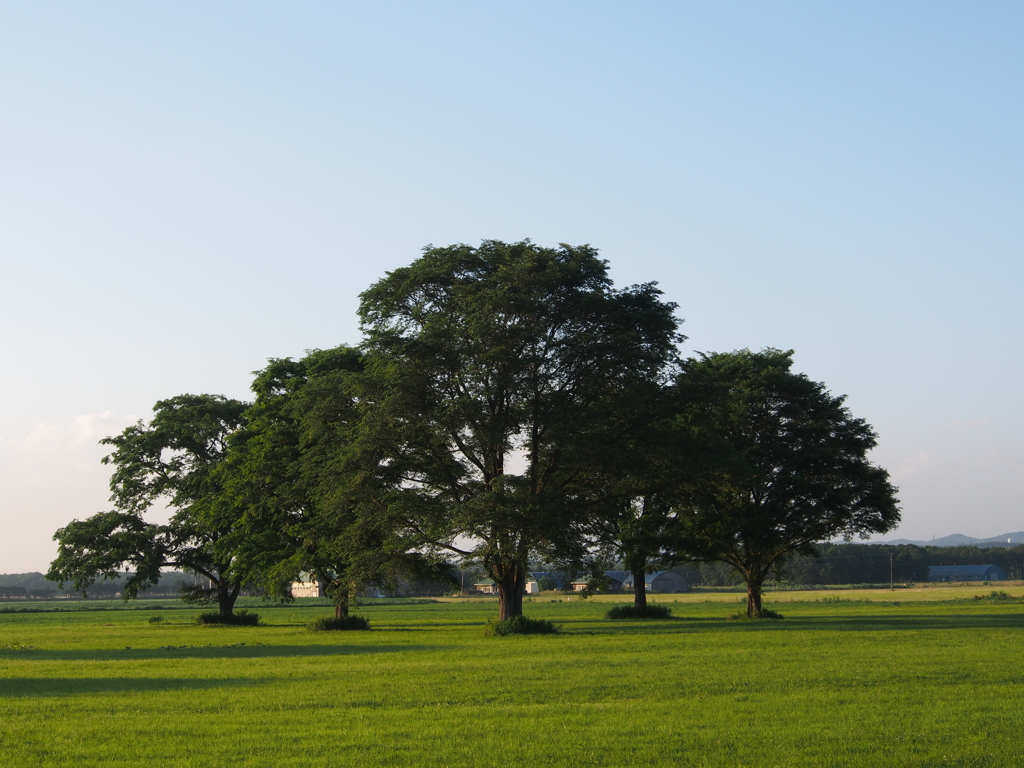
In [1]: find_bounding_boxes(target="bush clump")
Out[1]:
[483,615,558,636]
[606,604,673,620]
[308,615,370,632]
[195,610,260,626]
[148,615,164,624]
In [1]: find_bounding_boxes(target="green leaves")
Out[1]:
[100,394,248,514]
[673,349,900,614]
[47,241,900,626]
[222,344,445,608]
[357,240,683,617]
[47,511,165,598]
[50,394,251,610]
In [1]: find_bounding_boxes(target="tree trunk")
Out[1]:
[632,567,648,610]
[495,566,525,620]
[335,588,350,619]
[746,576,763,618]
[218,580,240,617]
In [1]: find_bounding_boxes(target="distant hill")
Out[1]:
[872,532,1024,548]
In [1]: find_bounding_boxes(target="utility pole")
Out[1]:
[890,552,894,592]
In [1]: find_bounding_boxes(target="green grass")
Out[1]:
[2,590,1024,767]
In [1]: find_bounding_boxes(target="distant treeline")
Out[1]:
[0,571,208,600]
[696,543,1024,586]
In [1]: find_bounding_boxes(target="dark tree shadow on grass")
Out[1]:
[0,677,260,697]
[0,644,443,662]
[565,612,1024,635]
[768,612,1024,633]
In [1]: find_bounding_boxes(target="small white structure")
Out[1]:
[474,579,498,594]
[524,579,540,594]
[290,579,325,598]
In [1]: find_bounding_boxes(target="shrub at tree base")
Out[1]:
[606,604,673,620]
[308,615,370,632]
[728,608,784,621]
[195,610,260,626]
[483,616,558,636]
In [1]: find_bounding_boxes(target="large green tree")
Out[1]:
[222,346,449,618]
[357,240,682,619]
[48,394,250,616]
[674,349,900,616]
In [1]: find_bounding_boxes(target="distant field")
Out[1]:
[2,585,1023,767]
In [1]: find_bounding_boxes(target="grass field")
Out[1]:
[2,585,1023,768]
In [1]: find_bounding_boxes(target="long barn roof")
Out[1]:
[928,565,1004,579]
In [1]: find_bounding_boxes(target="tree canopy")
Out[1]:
[48,241,901,624]
[222,346,447,617]
[356,240,683,618]
[48,394,250,615]
[673,349,900,616]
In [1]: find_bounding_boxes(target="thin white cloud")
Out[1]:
[946,417,993,429]
[1,411,138,455]
[892,450,934,480]
[0,411,143,572]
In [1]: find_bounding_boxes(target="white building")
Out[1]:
[290,579,325,598]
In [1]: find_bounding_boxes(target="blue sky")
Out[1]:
[1,2,1021,571]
